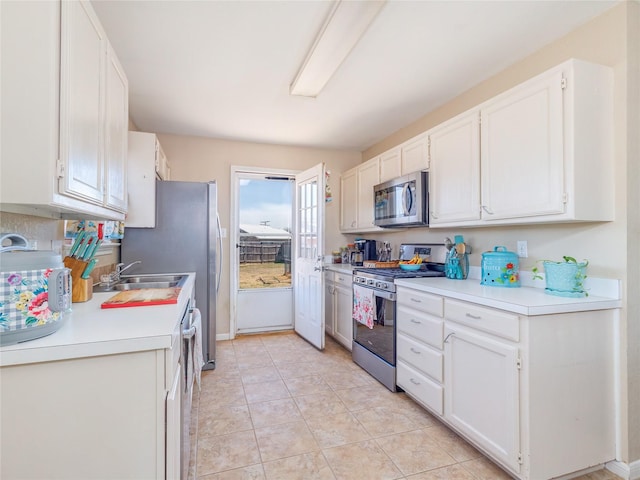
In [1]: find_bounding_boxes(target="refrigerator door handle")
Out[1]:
[216,213,222,294]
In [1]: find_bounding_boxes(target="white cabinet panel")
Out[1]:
[127,132,169,227]
[397,360,443,415]
[480,69,564,220]
[444,323,521,473]
[339,168,358,231]
[379,147,401,183]
[104,43,128,212]
[401,133,429,173]
[356,159,380,230]
[428,110,480,224]
[59,0,105,205]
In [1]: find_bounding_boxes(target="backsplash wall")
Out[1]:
[0,212,63,253]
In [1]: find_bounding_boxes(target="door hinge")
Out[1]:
[516,357,522,369]
[56,159,65,178]
[518,452,523,464]
[562,192,568,204]
[561,76,567,89]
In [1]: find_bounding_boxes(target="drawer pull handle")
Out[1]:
[410,347,421,354]
[410,298,422,303]
[444,332,455,343]
[465,313,482,320]
[410,319,422,324]
[410,378,420,385]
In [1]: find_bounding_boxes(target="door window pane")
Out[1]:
[238,176,293,289]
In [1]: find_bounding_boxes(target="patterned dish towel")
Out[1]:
[353,284,376,329]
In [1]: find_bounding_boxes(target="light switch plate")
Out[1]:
[517,240,528,258]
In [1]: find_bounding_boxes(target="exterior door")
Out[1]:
[232,168,295,334]
[294,163,325,349]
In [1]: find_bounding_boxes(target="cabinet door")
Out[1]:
[166,364,181,480]
[428,110,480,224]
[401,133,429,174]
[357,159,380,229]
[340,168,358,231]
[59,0,106,205]
[445,323,521,472]
[379,148,401,183]
[480,69,564,220]
[104,43,128,212]
[324,273,335,336]
[334,283,353,350]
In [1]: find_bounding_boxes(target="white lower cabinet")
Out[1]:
[396,285,616,480]
[0,340,182,479]
[324,270,353,350]
[444,321,521,473]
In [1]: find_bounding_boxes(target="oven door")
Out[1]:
[353,287,396,365]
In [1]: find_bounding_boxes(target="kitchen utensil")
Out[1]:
[69,230,86,257]
[481,246,520,287]
[81,258,98,279]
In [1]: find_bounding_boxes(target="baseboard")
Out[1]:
[606,459,640,480]
[216,333,231,341]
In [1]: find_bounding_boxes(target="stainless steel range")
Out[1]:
[352,243,447,392]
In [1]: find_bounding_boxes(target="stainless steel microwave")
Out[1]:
[373,171,428,228]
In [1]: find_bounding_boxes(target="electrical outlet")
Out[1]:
[517,240,528,258]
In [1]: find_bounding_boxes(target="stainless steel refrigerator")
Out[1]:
[121,180,220,370]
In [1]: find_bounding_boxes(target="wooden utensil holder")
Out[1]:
[63,256,93,303]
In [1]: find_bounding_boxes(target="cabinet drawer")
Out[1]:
[397,333,443,382]
[397,288,443,317]
[397,305,443,348]
[445,299,519,341]
[334,272,352,287]
[397,360,443,415]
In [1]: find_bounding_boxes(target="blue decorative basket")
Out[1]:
[481,246,520,287]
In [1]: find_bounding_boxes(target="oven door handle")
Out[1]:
[353,287,396,301]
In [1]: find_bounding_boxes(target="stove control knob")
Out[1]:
[375,281,382,289]
[367,279,374,286]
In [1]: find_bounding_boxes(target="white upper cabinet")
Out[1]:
[339,158,384,233]
[0,0,128,220]
[356,158,382,231]
[428,58,613,228]
[339,167,358,231]
[401,133,429,174]
[428,109,481,224]
[379,147,401,183]
[104,43,129,212]
[480,67,565,221]
[127,132,170,228]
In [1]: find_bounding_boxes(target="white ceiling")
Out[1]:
[91,0,618,151]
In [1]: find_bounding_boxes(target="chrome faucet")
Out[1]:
[114,260,142,280]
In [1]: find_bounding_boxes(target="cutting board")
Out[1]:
[101,287,181,309]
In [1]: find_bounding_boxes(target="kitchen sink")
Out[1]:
[94,274,188,292]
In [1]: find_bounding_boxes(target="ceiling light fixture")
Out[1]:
[289,0,386,98]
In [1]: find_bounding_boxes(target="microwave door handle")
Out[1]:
[402,183,412,216]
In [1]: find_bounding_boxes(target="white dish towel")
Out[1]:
[191,308,205,390]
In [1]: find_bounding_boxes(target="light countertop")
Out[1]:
[0,272,195,367]
[324,264,355,275]
[394,275,621,316]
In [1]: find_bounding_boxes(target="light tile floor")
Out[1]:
[188,331,621,480]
